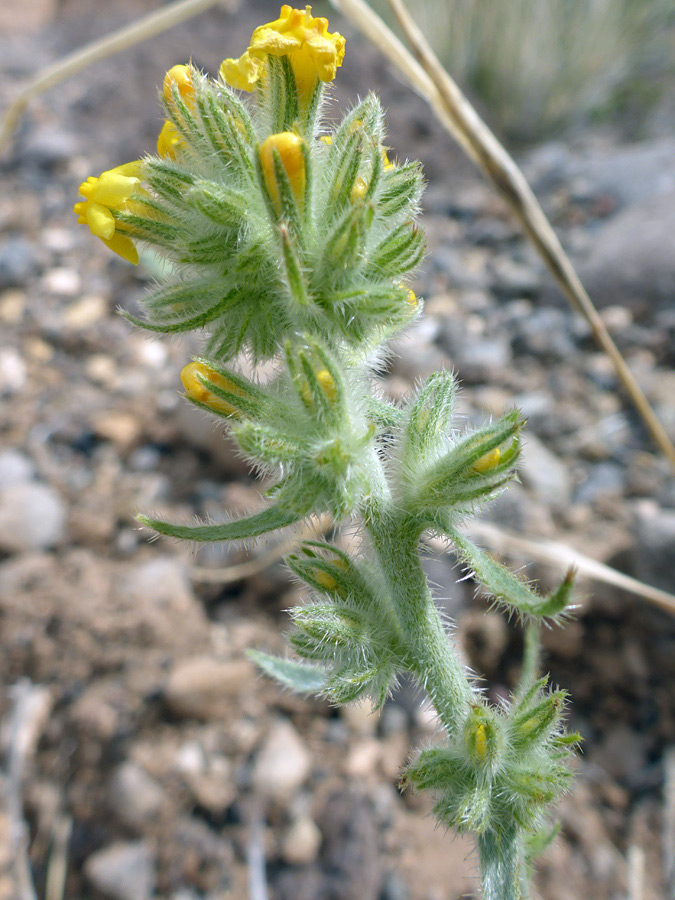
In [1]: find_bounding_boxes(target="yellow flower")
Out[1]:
[259,132,306,215]
[73,162,142,264]
[220,5,346,101]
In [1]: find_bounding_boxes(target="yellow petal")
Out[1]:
[100,232,139,265]
[85,201,116,240]
[220,50,262,91]
[89,171,139,206]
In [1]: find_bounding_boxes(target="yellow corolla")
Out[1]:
[221,5,345,101]
[73,162,142,264]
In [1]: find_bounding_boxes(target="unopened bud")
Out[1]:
[259,132,306,216]
[181,361,246,418]
[471,447,501,474]
[163,64,195,107]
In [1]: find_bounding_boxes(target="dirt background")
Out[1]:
[1,1,675,898]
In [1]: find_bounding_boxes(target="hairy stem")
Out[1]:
[479,826,525,900]
[367,509,473,736]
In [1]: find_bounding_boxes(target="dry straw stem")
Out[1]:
[0,0,238,153]
[330,0,675,473]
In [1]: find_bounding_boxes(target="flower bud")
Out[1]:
[259,132,306,217]
[181,361,248,418]
[163,64,195,106]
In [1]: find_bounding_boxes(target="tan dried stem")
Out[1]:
[0,0,237,153]
[330,0,675,473]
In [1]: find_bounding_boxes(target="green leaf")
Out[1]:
[137,505,302,542]
[444,525,575,619]
[248,650,326,694]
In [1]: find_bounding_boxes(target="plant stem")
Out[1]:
[478,826,524,900]
[519,620,541,696]
[367,508,473,736]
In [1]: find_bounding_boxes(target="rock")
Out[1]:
[0,348,27,395]
[0,238,38,288]
[42,267,82,297]
[0,450,34,487]
[488,255,541,299]
[511,307,576,360]
[251,719,311,803]
[165,657,252,720]
[560,138,675,208]
[84,841,156,900]
[23,127,79,170]
[118,557,196,614]
[316,790,382,900]
[591,724,648,784]
[573,462,624,505]
[282,815,322,865]
[632,500,675,591]
[341,697,379,737]
[0,482,66,552]
[519,434,571,510]
[109,762,166,830]
[570,188,675,314]
[173,741,234,814]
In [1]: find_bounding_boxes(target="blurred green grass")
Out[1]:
[372,0,675,141]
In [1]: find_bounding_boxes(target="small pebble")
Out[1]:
[0,482,66,552]
[252,719,311,804]
[84,841,156,900]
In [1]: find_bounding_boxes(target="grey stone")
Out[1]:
[0,482,66,551]
[252,719,311,804]
[519,435,571,510]
[109,762,166,830]
[23,127,79,169]
[511,307,576,360]
[573,463,624,505]
[0,450,34,488]
[561,138,675,208]
[632,500,675,591]
[84,841,156,900]
[165,657,253,720]
[0,238,38,289]
[488,255,541,299]
[568,188,675,314]
[440,324,512,382]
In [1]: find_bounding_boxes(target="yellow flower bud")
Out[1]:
[181,362,245,418]
[163,64,195,107]
[314,571,340,592]
[406,289,418,307]
[351,177,367,201]
[316,369,337,402]
[471,447,501,474]
[156,119,183,160]
[259,132,306,216]
[474,723,487,760]
[73,162,142,264]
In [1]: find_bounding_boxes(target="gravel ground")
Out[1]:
[1,2,674,899]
